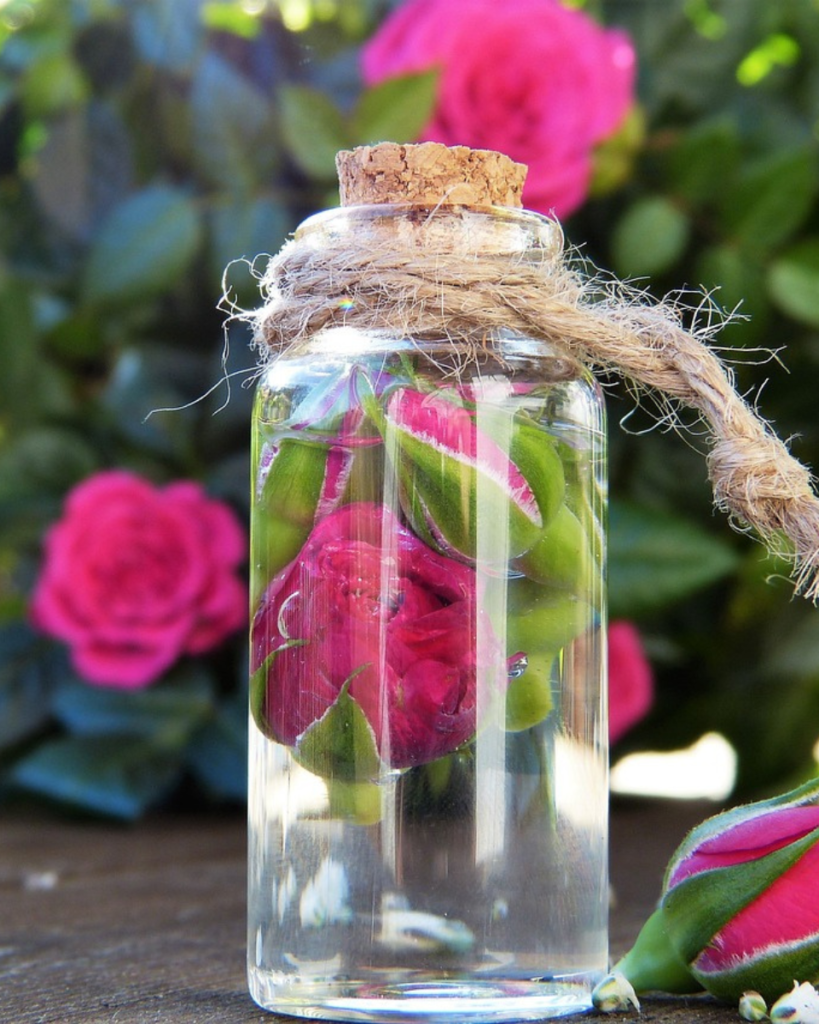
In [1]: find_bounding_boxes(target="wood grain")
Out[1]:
[0,800,737,1023]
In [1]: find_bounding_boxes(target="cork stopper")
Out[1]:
[336,142,527,209]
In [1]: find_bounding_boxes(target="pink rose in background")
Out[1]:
[608,620,653,744]
[362,0,636,218]
[251,502,502,769]
[31,471,247,689]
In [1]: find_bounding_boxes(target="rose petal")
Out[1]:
[670,807,819,888]
[694,841,819,974]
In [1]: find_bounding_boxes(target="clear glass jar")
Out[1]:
[248,202,608,1022]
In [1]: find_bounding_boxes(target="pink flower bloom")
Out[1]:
[31,470,247,688]
[613,776,819,1003]
[362,0,636,218]
[251,502,503,769]
[668,804,819,986]
[608,620,653,744]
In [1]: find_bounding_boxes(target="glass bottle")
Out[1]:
[248,143,608,1022]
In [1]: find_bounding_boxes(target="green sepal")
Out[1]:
[691,932,819,1003]
[662,826,819,967]
[392,438,543,560]
[295,674,382,783]
[614,907,703,995]
[250,517,309,605]
[259,438,329,527]
[507,419,566,528]
[424,754,454,798]
[512,503,596,592]
[383,405,553,561]
[507,578,591,653]
[251,439,332,599]
[326,778,383,825]
[504,653,554,732]
[478,411,566,529]
[249,640,306,740]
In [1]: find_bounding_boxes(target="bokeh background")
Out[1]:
[2,0,819,817]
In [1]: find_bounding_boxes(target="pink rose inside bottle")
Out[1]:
[247,144,608,1023]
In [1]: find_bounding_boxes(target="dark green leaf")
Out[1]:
[186,694,247,799]
[0,281,40,428]
[190,52,276,193]
[696,244,770,344]
[31,104,133,241]
[608,501,739,617]
[666,117,741,205]
[131,0,204,72]
[279,83,349,181]
[12,735,183,819]
[761,605,819,678]
[209,195,290,298]
[82,185,203,306]
[352,71,438,146]
[611,196,690,278]
[100,344,207,457]
[53,666,215,744]
[767,238,819,327]
[0,427,99,504]
[0,624,57,750]
[721,148,817,252]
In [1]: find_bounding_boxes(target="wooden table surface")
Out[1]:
[0,799,739,1024]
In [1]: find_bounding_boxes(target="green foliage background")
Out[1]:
[1,0,818,816]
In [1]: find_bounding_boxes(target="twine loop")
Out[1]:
[253,219,819,602]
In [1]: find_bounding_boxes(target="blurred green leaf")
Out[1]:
[31,102,133,241]
[767,238,819,327]
[0,427,99,503]
[609,501,740,617]
[721,148,817,252]
[186,692,247,799]
[279,83,349,180]
[82,185,203,306]
[666,117,741,205]
[53,667,215,744]
[0,280,39,428]
[43,305,107,360]
[202,1,262,38]
[611,196,690,278]
[12,735,183,819]
[696,244,770,343]
[352,70,438,146]
[209,195,290,299]
[190,52,276,193]
[99,344,208,457]
[0,624,56,750]
[590,105,645,198]
[21,50,88,116]
[131,0,204,72]
[762,605,819,678]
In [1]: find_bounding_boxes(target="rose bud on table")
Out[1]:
[595,776,819,1008]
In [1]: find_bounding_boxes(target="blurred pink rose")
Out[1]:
[31,470,247,688]
[608,620,653,744]
[251,502,502,769]
[362,0,636,218]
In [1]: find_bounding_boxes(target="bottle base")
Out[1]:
[248,971,596,1022]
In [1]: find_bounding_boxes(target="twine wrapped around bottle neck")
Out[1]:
[252,143,819,602]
